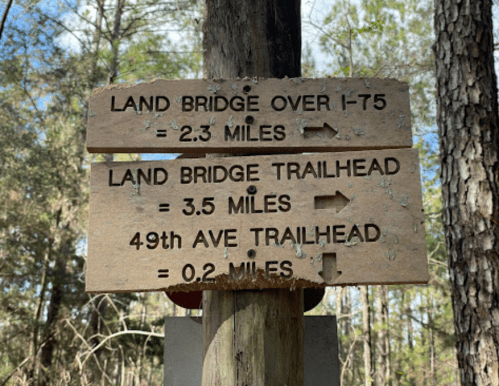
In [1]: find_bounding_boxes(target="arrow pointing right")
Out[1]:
[314,191,350,213]
[303,123,338,138]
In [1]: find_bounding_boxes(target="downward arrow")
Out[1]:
[303,123,338,138]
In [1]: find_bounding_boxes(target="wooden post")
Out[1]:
[201,1,304,385]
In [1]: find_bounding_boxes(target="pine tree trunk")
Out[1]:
[39,235,70,385]
[376,286,391,386]
[108,0,124,85]
[103,0,123,163]
[362,286,373,386]
[405,292,416,386]
[343,288,353,385]
[383,287,391,385]
[426,289,437,386]
[336,287,344,359]
[31,246,51,381]
[433,1,499,385]
[392,294,401,386]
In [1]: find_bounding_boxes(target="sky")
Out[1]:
[1,0,497,165]
[50,0,333,70]
[47,0,339,161]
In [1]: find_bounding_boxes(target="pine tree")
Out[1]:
[433,0,499,385]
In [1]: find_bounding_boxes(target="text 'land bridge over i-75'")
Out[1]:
[85,76,428,293]
[87,77,412,154]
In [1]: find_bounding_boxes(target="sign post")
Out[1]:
[199,2,305,385]
[85,1,428,385]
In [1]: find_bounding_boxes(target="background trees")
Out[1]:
[0,1,200,384]
[0,0,496,384]
[303,1,458,385]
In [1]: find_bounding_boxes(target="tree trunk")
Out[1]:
[429,303,436,386]
[376,286,391,386]
[433,1,499,385]
[343,287,353,384]
[405,292,416,386]
[91,0,104,82]
[31,244,51,381]
[202,1,303,385]
[104,0,124,163]
[383,287,391,385]
[336,287,344,359]
[362,286,373,386]
[108,0,124,85]
[39,235,70,385]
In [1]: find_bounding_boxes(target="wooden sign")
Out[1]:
[86,78,412,154]
[86,148,428,293]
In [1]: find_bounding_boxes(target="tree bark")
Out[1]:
[202,1,303,385]
[433,0,499,385]
[0,0,14,41]
[362,286,373,386]
[343,287,353,384]
[31,244,51,380]
[376,286,391,386]
[405,291,416,386]
[108,0,124,85]
[39,235,70,385]
[428,296,436,386]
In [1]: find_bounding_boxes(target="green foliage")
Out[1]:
[0,0,458,384]
[118,32,200,82]
[305,1,457,384]
[302,45,317,77]
[0,0,202,384]
[316,0,435,129]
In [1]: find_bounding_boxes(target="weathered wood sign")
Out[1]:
[86,148,428,293]
[86,78,412,154]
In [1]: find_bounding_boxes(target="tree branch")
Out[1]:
[0,0,14,41]
[36,10,90,53]
[80,329,163,367]
[306,18,349,50]
[0,356,31,386]
[64,319,114,384]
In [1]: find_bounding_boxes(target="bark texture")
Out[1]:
[39,235,71,385]
[362,286,373,386]
[376,286,391,386]
[203,0,301,79]
[433,0,499,385]
[202,1,304,385]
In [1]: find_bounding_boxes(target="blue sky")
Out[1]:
[1,0,496,166]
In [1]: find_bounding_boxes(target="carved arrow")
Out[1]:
[302,123,338,138]
[314,190,350,213]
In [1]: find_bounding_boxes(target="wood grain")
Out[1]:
[201,3,305,386]
[86,148,428,293]
[201,290,304,386]
[86,77,412,154]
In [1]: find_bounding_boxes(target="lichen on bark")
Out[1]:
[433,0,499,384]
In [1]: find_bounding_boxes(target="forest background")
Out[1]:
[0,0,497,385]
